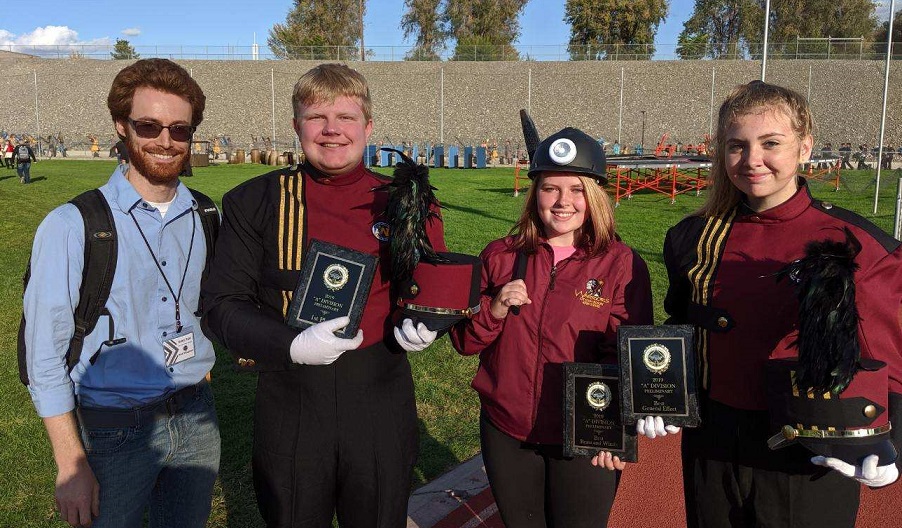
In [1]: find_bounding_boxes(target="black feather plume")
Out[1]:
[376,148,448,286]
[520,109,541,161]
[775,227,862,394]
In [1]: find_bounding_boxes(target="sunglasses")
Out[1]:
[128,119,196,142]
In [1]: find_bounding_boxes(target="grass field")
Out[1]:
[1,160,900,527]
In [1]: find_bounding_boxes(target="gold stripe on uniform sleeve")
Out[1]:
[278,173,287,269]
[686,209,736,389]
[278,171,306,316]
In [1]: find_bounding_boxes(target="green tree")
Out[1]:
[768,0,875,41]
[268,0,363,60]
[451,34,519,60]
[444,0,527,61]
[565,0,668,61]
[110,39,140,60]
[675,31,709,59]
[874,8,902,42]
[676,0,759,59]
[401,0,446,60]
[763,0,876,58]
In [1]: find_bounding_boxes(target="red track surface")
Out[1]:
[435,435,901,527]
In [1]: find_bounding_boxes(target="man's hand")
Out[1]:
[811,454,899,488]
[55,458,100,527]
[289,316,363,365]
[636,415,681,439]
[489,279,531,318]
[393,318,437,352]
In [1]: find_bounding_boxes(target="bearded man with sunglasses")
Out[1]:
[21,58,220,528]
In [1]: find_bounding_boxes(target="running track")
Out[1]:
[433,434,900,527]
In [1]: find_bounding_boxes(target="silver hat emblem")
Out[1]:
[549,138,577,165]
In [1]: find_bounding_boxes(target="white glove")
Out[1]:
[636,415,681,439]
[289,316,363,366]
[393,318,437,352]
[811,454,900,488]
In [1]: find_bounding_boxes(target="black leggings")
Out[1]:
[480,415,620,528]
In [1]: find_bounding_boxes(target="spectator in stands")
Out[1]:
[4,138,14,169]
[856,144,869,169]
[839,142,853,169]
[113,139,129,165]
[611,140,621,155]
[14,139,36,183]
[882,145,894,170]
[47,135,57,158]
[818,142,832,169]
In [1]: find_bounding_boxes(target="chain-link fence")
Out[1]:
[2,41,901,61]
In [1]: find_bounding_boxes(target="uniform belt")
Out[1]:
[76,380,207,429]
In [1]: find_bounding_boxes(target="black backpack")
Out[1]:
[17,188,220,385]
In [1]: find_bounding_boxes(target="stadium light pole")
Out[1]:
[640,111,646,151]
[359,0,365,61]
[761,0,771,81]
[874,0,896,214]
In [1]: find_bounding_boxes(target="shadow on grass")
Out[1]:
[211,347,263,528]
[413,417,460,489]
[442,202,519,225]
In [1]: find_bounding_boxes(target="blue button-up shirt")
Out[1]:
[23,165,215,417]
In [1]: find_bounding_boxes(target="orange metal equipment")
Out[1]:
[653,133,669,157]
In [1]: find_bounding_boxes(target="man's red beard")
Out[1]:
[126,134,189,185]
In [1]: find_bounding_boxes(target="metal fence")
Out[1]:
[2,41,900,61]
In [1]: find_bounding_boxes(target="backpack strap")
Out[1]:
[188,188,220,284]
[66,190,118,374]
[509,250,528,316]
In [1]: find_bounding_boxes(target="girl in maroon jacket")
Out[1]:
[451,127,653,527]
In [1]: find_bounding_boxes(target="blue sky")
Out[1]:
[0,0,691,57]
[0,1,894,59]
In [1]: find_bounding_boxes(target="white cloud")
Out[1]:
[0,26,112,55]
[121,27,141,37]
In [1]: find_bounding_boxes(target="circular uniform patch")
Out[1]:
[586,381,611,411]
[323,263,350,291]
[372,221,391,242]
[643,343,671,375]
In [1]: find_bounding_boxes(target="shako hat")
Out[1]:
[378,148,481,332]
[766,357,896,466]
[766,227,896,466]
[396,252,481,332]
[520,111,607,185]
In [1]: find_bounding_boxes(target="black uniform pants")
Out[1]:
[480,414,620,528]
[682,399,860,528]
[252,342,418,528]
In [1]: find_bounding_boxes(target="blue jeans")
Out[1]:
[16,162,30,183]
[79,382,221,528]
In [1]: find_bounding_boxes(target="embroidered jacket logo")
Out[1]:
[575,278,610,308]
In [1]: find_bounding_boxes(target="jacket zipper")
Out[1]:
[531,252,568,426]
